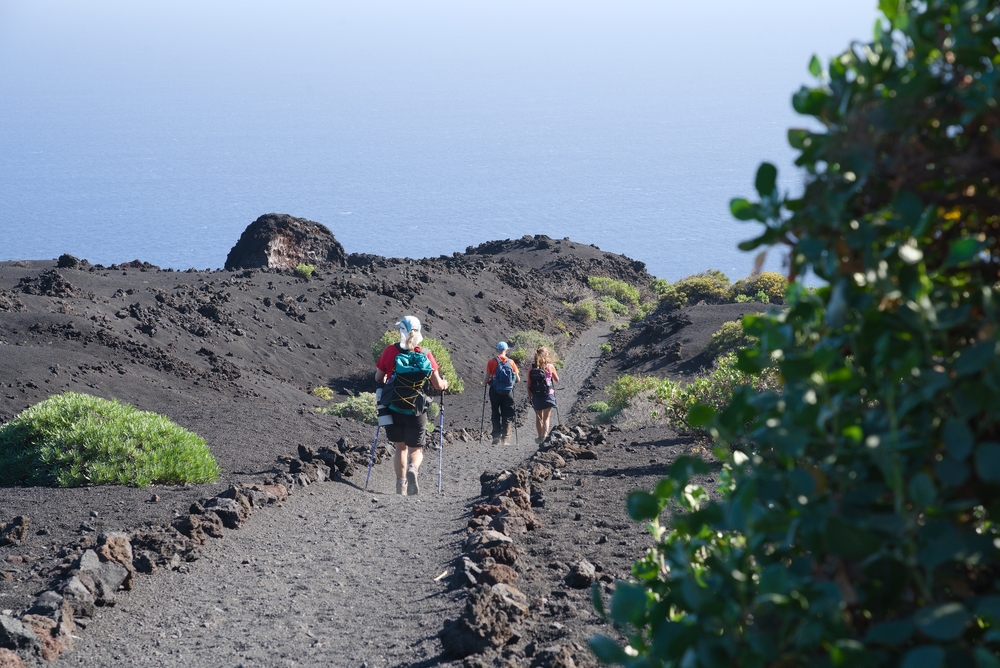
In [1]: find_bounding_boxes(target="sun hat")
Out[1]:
[395,315,421,333]
[496,342,508,352]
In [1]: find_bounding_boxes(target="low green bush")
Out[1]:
[605,375,661,410]
[586,401,610,413]
[588,276,640,306]
[0,392,219,487]
[599,296,629,316]
[321,393,378,424]
[311,386,335,401]
[599,343,612,354]
[703,320,756,359]
[294,263,316,278]
[648,277,671,296]
[371,331,464,394]
[732,270,787,304]
[507,331,562,369]
[568,298,598,323]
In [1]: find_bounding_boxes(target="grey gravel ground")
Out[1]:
[64,324,612,668]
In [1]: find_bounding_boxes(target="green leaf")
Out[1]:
[788,128,810,149]
[975,443,1000,485]
[669,456,711,482]
[609,581,648,628]
[654,477,675,499]
[943,419,974,461]
[589,635,629,664]
[954,341,996,376]
[866,618,915,646]
[878,0,899,21]
[793,87,830,115]
[627,491,662,521]
[901,645,944,668]
[945,238,984,267]
[591,583,607,618]
[687,403,715,427]
[808,55,822,78]
[755,162,778,197]
[825,517,881,559]
[730,198,757,221]
[908,472,937,508]
[914,602,970,641]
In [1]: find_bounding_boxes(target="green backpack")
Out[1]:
[386,346,433,415]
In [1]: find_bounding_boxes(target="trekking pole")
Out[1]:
[554,383,562,426]
[364,424,380,491]
[512,385,519,447]
[478,382,487,445]
[438,390,445,494]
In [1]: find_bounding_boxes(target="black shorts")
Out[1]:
[530,393,557,411]
[384,411,427,448]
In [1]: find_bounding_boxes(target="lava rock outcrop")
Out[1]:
[224,214,347,271]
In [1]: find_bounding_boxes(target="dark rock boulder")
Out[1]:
[225,214,347,270]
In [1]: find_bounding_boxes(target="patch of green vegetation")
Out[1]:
[311,386,335,401]
[586,401,609,413]
[507,331,563,370]
[599,342,612,354]
[587,276,640,306]
[0,392,219,487]
[610,322,630,332]
[605,374,661,410]
[320,393,378,425]
[567,298,598,323]
[599,296,629,316]
[294,263,316,278]
[732,271,787,304]
[703,320,756,359]
[648,277,671,296]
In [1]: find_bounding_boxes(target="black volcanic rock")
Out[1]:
[225,214,347,271]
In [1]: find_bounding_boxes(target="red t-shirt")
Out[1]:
[486,355,519,379]
[377,344,439,380]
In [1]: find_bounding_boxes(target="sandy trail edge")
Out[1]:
[64,324,613,668]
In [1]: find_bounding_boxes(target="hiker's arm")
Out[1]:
[430,369,449,391]
[375,369,387,385]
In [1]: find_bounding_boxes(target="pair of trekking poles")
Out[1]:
[364,390,445,494]
[477,382,560,446]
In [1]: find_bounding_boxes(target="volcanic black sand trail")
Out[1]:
[63,324,614,668]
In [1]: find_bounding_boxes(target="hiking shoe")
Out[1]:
[395,479,405,495]
[406,469,419,496]
[535,436,544,445]
[491,437,501,445]
[501,436,511,446]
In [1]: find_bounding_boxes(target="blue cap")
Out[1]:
[496,341,508,352]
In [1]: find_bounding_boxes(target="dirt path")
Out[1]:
[65,324,613,668]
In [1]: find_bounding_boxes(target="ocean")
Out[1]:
[0,0,877,281]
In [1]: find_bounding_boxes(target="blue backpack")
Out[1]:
[385,346,433,415]
[492,357,516,392]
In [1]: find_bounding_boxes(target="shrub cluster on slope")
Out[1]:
[0,392,219,487]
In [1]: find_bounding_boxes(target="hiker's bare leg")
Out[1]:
[539,408,552,437]
[535,410,544,438]
[408,447,424,472]
[393,443,408,479]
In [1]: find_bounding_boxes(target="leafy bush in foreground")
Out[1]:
[594,3,1000,666]
[0,392,219,487]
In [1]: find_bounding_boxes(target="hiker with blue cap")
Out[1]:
[484,342,519,445]
[374,316,449,495]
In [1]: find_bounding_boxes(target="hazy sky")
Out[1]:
[0,1,880,275]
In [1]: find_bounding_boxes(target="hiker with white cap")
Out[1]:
[484,342,519,445]
[374,316,448,495]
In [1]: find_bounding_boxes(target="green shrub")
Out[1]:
[322,393,378,425]
[674,270,733,304]
[599,296,629,316]
[605,375,661,410]
[648,277,671,296]
[586,401,610,413]
[588,276,640,306]
[0,392,219,487]
[554,319,568,333]
[294,263,316,278]
[703,320,755,359]
[732,271,787,304]
[594,4,1000,666]
[507,331,561,369]
[371,331,464,394]
[610,322,630,332]
[568,298,598,323]
[311,386,335,401]
[599,343,612,354]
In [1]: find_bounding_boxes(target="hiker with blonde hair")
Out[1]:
[375,316,448,495]
[527,347,559,444]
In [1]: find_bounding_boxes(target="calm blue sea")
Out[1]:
[0,1,876,281]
